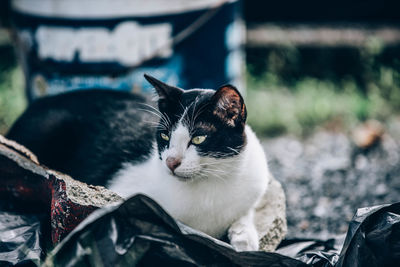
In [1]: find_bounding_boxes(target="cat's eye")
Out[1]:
[160,133,169,141]
[191,135,207,145]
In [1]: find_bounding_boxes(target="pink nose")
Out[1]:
[166,157,181,172]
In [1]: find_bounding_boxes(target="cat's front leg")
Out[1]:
[228,209,259,251]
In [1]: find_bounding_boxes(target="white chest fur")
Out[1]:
[108,126,270,238]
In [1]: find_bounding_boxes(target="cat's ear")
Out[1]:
[211,85,247,127]
[144,74,183,101]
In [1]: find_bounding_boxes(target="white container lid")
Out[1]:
[12,0,236,18]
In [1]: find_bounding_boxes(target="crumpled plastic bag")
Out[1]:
[1,195,400,266]
[335,203,400,267]
[0,212,43,266]
[44,194,304,267]
[276,237,344,267]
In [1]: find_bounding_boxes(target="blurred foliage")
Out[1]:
[246,38,400,137]
[0,66,26,134]
[0,39,26,135]
[246,76,393,137]
[1,31,400,138]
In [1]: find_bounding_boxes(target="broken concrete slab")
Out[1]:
[0,135,123,243]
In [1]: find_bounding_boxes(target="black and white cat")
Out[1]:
[7,75,272,251]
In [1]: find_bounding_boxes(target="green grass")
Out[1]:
[246,73,396,137]
[0,66,27,134]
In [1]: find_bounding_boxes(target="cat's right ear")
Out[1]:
[144,74,183,102]
[211,84,247,128]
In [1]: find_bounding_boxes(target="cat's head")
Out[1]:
[144,74,247,181]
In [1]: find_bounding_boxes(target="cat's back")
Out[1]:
[7,89,156,186]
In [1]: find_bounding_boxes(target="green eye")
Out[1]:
[160,133,169,141]
[192,135,207,145]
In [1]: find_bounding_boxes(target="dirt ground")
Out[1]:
[262,119,400,239]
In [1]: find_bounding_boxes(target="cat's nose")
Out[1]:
[166,157,181,172]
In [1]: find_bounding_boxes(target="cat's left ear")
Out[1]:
[144,74,183,101]
[211,85,247,127]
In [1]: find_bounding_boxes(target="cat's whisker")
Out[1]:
[200,165,228,172]
[143,119,160,124]
[159,114,171,128]
[138,102,159,111]
[198,163,242,173]
[138,103,165,118]
[226,146,242,155]
[143,112,171,131]
[203,169,228,176]
[181,104,192,127]
[178,101,186,111]
[142,121,170,132]
[178,101,189,125]
[143,121,160,127]
[137,103,172,129]
[190,97,198,131]
[202,164,240,172]
[163,112,172,127]
[199,169,226,181]
[189,98,203,133]
[190,103,209,133]
[200,170,228,184]
[205,165,234,173]
[142,118,168,128]
[199,157,242,164]
[199,152,240,159]
[197,172,213,182]
[138,108,162,119]
[198,160,241,168]
[144,124,168,131]
[138,108,168,125]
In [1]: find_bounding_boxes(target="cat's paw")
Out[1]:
[228,224,259,251]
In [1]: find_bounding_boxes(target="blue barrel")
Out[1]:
[10,0,244,101]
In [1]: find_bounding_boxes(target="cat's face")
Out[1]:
[144,74,247,181]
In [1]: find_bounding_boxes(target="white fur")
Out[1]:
[108,124,270,250]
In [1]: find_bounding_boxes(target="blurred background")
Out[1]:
[1,0,400,239]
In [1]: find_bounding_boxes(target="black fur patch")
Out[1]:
[7,89,155,186]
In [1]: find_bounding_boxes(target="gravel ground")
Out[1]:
[262,121,400,239]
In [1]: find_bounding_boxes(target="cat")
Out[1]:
[7,74,272,251]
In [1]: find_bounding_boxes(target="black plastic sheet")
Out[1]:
[44,195,305,267]
[1,195,400,266]
[0,212,43,266]
[335,203,400,267]
[276,237,344,267]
